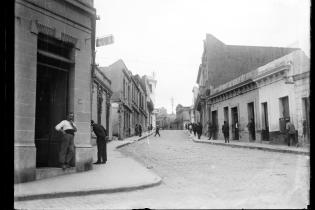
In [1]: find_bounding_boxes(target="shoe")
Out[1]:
[102,161,106,164]
[61,164,67,170]
[93,162,101,164]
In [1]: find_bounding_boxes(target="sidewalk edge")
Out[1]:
[187,133,309,155]
[14,177,162,202]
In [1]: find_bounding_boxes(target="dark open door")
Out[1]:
[35,34,72,167]
[35,66,68,167]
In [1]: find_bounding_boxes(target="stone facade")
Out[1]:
[105,59,151,139]
[91,66,112,143]
[15,0,96,183]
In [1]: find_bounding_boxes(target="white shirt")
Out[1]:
[55,120,77,131]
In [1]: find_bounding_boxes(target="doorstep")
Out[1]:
[36,167,76,180]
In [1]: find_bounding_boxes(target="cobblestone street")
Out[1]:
[15,130,309,209]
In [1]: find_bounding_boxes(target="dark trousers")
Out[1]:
[139,131,142,137]
[193,130,196,136]
[208,131,213,140]
[224,133,229,143]
[97,138,107,162]
[59,133,75,166]
[197,133,201,139]
[287,133,295,146]
[155,131,160,137]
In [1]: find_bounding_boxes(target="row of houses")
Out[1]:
[14,0,157,183]
[193,34,310,145]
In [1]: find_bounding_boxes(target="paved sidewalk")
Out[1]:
[186,130,309,155]
[14,131,162,201]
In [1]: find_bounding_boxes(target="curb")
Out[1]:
[15,177,162,202]
[115,132,154,149]
[14,131,161,202]
[187,133,309,156]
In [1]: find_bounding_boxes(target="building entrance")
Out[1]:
[211,110,218,139]
[231,107,239,140]
[35,34,73,167]
[247,102,256,141]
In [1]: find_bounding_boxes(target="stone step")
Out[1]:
[36,167,76,180]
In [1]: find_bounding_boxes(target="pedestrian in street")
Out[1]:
[154,125,160,137]
[189,123,193,134]
[234,120,239,140]
[193,123,197,136]
[91,120,108,164]
[286,119,296,146]
[196,122,202,139]
[55,112,77,170]
[247,119,255,141]
[138,124,142,137]
[207,121,213,140]
[135,124,138,136]
[222,121,229,143]
[302,120,307,145]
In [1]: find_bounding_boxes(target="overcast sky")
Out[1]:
[94,0,310,114]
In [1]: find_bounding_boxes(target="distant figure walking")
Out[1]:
[138,124,142,137]
[135,124,138,136]
[286,119,296,146]
[247,119,255,141]
[196,122,202,139]
[189,123,193,134]
[91,120,107,164]
[55,112,77,170]
[222,121,229,143]
[193,123,197,136]
[207,121,213,140]
[155,125,160,137]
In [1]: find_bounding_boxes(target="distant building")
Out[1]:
[207,50,310,144]
[175,104,191,130]
[145,73,157,128]
[195,33,299,135]
[93,67,112,139]
[106,60,133,139]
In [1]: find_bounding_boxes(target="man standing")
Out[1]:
[55,112,77,170]
[91,120,107,164]
[286,119,296,147]
[207,121,213,140]
[222,121,229,143]
[196,122,202,139]
[247,119,255,141]
[154,125,160,137]
[138,124,142,137]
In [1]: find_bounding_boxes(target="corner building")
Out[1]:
[15,0,96,183]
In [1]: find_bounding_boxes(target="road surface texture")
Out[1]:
[14,130,309,209]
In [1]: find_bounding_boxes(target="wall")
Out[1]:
[210,89,259,142]
[14,0,95,183]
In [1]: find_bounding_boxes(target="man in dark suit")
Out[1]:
[91,120,107,164]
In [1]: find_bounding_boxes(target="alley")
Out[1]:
[14,130,309,209]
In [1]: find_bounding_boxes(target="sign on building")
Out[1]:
[96,35,114,47]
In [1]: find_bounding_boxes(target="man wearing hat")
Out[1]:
[285,118,296,146]
[91,120,108,164]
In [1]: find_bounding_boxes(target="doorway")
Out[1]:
[247,102,256,141]
[302,97,310,144]
[231,107,239,140]
[35,34,73,167]
[261,102,269,140]
[211,110,218,139]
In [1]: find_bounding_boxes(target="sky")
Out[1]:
[94,0,310,114]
